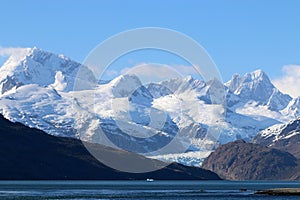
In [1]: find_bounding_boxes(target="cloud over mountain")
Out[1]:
[273,65,300,98]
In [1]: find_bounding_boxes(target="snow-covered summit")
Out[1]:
[225,69,291,110]
[109,74,143,97]
[0,47,96,94]
[226,70,274,100]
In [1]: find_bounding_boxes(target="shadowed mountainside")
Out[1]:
[201,140,299,180]
[0,114,220,180]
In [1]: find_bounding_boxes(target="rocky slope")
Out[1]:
[201,140,299,180]
[0,114,220,180]
[253,117,300,159]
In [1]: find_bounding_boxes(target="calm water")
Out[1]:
[0,180,299,200]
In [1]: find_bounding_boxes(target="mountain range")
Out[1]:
[0,47,299,167]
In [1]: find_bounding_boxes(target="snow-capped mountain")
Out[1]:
[253,120,298,146]
[225,70,292,111]
[0,47,96,94]
[0,47,300,167]
[253,117,300,159]
[283,97,300,118]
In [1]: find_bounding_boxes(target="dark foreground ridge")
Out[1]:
[0,114,220,180]
[202,140,300,180]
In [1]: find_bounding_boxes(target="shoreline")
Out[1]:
[256,188,300,196]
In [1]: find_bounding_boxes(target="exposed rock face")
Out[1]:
[253,117,300,159]
[269,134,300,160]
[201,140,299,180]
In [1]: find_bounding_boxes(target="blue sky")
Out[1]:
[1,0,300,95]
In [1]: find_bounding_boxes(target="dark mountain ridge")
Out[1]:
[0,114,220,180]
[202,140,300,180]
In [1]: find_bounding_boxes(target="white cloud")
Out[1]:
[173,64,199,76]
[0,46,30,60]
[95,62,203,82]
[103,69,119,78]
[272,65,300,98]
[119,63,199,84]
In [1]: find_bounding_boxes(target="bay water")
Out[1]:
[0,180,299,199]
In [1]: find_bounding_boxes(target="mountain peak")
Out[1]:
[224,69,293,109]
[109,74,143,97]
[25,47,71,64]
[110,74,142,87]
[226,69,274,100]
[183,75,194,82]
[0,47,96,94]
[27,47,45,57]
[251,69,266,78]
[245,69,270,83]
[226,69,270,85]
[5,47,47,62]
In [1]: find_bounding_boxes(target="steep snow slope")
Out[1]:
[253,117,300,145]
[253,117,300,159]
